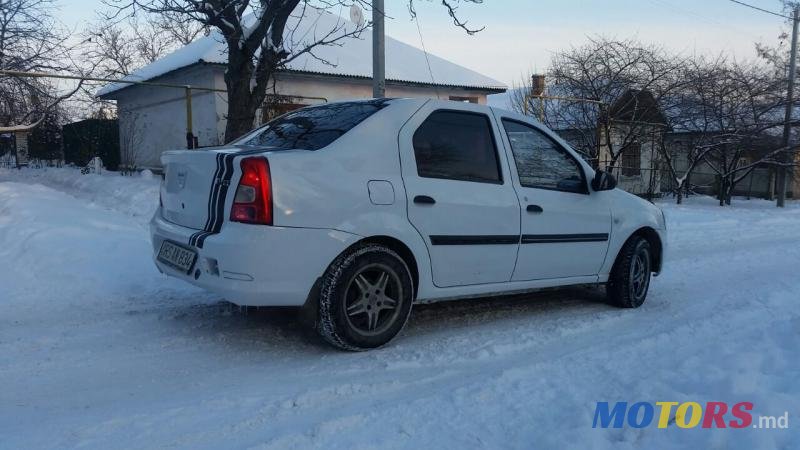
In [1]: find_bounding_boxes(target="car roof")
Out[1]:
[315,97,523,118]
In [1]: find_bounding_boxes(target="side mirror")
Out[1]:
[591,170,617,191]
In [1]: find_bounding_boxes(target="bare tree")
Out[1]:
[83,23,137,79]
[118,110,144,174]
[510,36,796,205]
[83,15,207,76]
[0,81,83,133]
[698,62,793,206]
[407,0,484,35]
[754,0,800,201]
[102,0,484,142]
[71,13,207,118]
[754,0,797,68]
[666,57,796,206]
[542,37,686,172]
[0,0,70,73]
[152,10,209,46]
[100,0,366,142]
[0,0,75,131]
[656,56,729,204]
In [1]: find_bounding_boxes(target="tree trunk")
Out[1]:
[606,154,620,178]
[222,46,272,144]
[224,91,258,143]
[724,175,733,205]
[766,167,775,201]
[223,66,261,143]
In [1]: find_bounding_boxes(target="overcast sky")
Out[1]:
[57,0,789,87]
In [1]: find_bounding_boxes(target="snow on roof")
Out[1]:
[97,7,506,97]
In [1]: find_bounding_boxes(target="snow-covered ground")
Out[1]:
[1,167,798,449]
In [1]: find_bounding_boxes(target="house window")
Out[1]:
[736,157,750,169]
[621,142,642,177]
[449,96,479,104]
[0,133,14,156]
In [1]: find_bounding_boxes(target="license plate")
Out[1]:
[157,240,197,273]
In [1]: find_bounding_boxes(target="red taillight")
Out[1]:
[230,157,272,225]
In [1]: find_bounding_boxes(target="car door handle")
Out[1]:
[414,195,436,205]
[527,204,544,214]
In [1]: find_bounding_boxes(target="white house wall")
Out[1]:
[599,125,663,196]
[110,65,499,170]
[272,70,491,104]
[210,66,492,138]
[112,64,220,170]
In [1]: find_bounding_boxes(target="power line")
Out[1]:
[647,0,767,41]
[413,14,441,99]
[725,0,793,20]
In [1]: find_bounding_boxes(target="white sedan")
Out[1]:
[151,99,667,350]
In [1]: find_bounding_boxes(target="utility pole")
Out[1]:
[372,0,385,98]
[778,5,799,207]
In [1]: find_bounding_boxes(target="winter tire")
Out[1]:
[317,244,414,351]
[607,236,652,308]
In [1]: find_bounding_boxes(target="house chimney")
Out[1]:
[531,74,545,96]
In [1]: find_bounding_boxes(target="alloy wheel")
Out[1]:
[344,263,403,336]
[630,249,651,302]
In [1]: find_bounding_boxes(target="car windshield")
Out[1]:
[237,99,391,150]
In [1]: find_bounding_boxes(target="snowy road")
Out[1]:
[1,169,798,449]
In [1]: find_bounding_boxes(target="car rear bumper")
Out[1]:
[150,209,361,306]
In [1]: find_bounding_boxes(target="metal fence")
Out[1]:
[0,156,64,169]
[609,165,786,202]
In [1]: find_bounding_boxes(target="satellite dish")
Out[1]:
[350,4,365,27]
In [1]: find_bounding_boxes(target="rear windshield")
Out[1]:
[239,99,390,150]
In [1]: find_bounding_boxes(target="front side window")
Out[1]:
[413,111,502,183]
[502,119,586,193]
[240,99,389,150]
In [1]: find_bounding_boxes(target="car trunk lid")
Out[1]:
[161,148,236,231]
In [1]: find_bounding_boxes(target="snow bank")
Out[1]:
[0,167,160,226]
[1,172,799,449]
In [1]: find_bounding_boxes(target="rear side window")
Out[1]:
[241,100,389,150]
[412,111,502,183]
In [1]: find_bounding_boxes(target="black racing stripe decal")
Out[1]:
[196,154,236,248]
[189,152,226,248]
[430,235,520,246]
[205,152,226,229]
[205,155,228,236]
[521,233,609,244]
[190,230,213,248]
[187,150,269,249]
